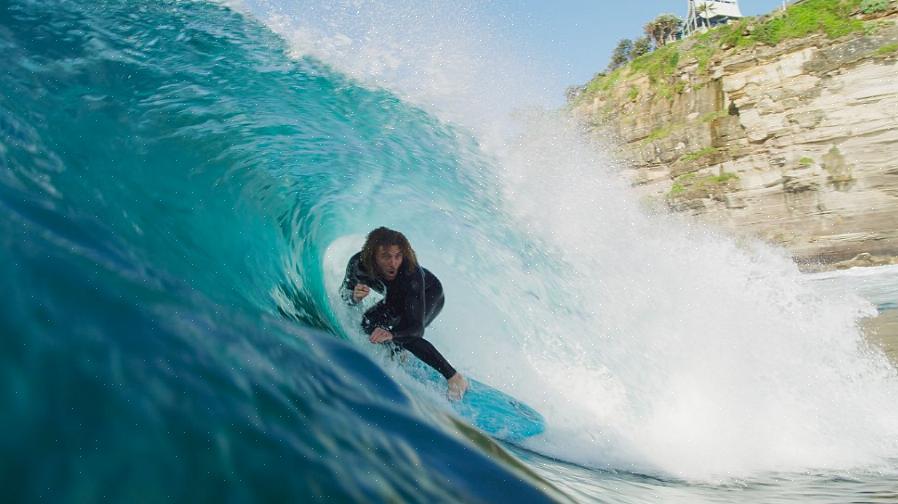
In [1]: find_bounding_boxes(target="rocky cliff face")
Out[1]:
[571,8,898,269]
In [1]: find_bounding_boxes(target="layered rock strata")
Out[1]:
[572,11,898,268]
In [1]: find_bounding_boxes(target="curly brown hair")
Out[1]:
[360,227,418,278]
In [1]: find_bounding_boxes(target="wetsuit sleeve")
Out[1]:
[340,255,361,305]
[391,269,426,339]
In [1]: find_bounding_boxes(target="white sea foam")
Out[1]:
[490,112,898,479]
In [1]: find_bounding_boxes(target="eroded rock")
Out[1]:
[570,13,898,269]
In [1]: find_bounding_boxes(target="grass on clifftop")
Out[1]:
[751,0,865,45]
[573,0,871,106]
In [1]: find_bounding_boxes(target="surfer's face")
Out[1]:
[375,245,403,281]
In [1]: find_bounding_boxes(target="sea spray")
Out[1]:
[494,113,898,478]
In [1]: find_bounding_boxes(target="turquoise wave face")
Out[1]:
[0,1,555,501]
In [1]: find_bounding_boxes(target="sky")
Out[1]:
[238,0,795,109]
[484,0,791,100]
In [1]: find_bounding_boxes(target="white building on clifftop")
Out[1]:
[685,0,743,35]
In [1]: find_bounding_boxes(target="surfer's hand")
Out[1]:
[352,283,370,302]
[447,372,468,401]
[369,327,393,344]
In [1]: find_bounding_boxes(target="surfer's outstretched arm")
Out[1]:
[339,255,360,305]
[340,252,376,305]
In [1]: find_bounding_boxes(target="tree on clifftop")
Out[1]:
[644,14,683,48]
[632,36,652,59]
[608,38,633,70]
[696,2,713,29]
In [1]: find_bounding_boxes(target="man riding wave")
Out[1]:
[340,227,469,400]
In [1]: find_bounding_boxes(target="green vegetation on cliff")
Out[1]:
[668,172,740,200]
[680,146,720,163]
[573,0,878,106]
[876,41,898,54]
[752,0,865,45]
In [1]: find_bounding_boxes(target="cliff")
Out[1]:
[569,0,898,270]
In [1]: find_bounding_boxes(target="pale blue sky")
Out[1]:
[485,1,789,95]
[244,1,793,106]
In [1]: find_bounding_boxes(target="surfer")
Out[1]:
[340,227,469,400]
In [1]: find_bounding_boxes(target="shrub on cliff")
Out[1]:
[609,39,634,70]
[632,37,652,58]
[668,171,739,201]
[860,0,890,14]
[644,14,684,48]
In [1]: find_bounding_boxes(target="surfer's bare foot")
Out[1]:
[447,372,468,401]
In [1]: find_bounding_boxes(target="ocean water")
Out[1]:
[3,1,898,502]
[806,265,898,314]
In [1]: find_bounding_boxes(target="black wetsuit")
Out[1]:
[340,252,456,380]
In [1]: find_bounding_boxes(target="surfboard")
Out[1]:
[450,377,546,442]
[402,358,545,442]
